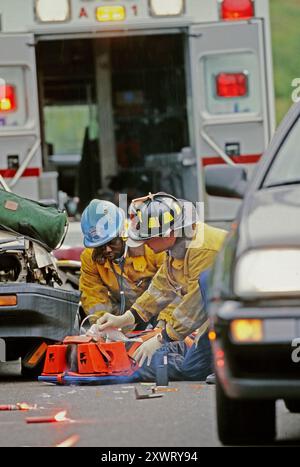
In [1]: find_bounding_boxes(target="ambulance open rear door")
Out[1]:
[0,34,43,200]
[187,20,275,224]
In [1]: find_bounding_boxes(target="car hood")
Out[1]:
[239,185,300,253]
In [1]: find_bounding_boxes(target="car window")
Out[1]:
[263,116,300,188]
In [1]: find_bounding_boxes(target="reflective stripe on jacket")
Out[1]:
[130,223,227,341]
[80,245,166,318]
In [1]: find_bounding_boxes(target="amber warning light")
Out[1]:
[0,295,17,306]
[96,6,126,22]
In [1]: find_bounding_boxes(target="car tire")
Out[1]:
[284,400,300,414]
[216,377,276,446]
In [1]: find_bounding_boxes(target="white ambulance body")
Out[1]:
[0,0,275,224]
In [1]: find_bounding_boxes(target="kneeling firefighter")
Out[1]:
[80,199,165,325]
[97,193,227,380]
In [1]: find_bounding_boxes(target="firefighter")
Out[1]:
[80,199,166,323]
[97,192,227,379]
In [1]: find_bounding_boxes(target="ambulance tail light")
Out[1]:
[216,73,248,98]
[0,85,17,112]
[221,0,254,21]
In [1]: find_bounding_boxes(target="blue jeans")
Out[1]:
[132,332,213,382]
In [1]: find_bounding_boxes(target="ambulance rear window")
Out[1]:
[202,51,261,116]
[0,67,27,127]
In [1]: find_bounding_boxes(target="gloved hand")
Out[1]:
[97,310,135,331]
[85,324,102,340]
[133,334,163,367]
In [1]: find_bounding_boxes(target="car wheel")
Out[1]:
[216,378,276,445]
[284,400,300,414]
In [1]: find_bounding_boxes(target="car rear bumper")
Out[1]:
[220,375,300,400]
[0,283,80,342]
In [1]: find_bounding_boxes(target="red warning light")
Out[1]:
[0,85,17,112]
[221,0,254,21]
[216,73,248,98]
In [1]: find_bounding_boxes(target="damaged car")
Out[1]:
[0,192,80,377]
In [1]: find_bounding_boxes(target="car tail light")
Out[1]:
[216,72,248,98]
[221,0,254,21]
[231,319,263,343]
[0,295,17,306]
[0,85,17,112]
[209,331,217,342]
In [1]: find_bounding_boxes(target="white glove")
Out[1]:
[97,310,135,331]
[86,324,102,340]
[133,335,163,367]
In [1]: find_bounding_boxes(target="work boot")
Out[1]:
[206,373,216,385]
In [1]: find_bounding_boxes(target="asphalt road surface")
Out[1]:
[0,362,300,447]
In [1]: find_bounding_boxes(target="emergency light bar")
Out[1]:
[35,0,70,23]
[0,85,17,112]
[216,73,248,98]
[221,0,254,20]
[149,0,185,17]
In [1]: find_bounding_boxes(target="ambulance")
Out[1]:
[0,0,275,225]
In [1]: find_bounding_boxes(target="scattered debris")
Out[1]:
[152,387,179,393]
[155,354,169,387]
[190,384,205,390]
[135,387,163,400]
[0,403,37,411]
[26,410,69,424]
[56,434,80,448]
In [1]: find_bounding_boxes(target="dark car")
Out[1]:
[205,101,300,446]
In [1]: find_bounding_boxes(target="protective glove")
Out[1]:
[97,310,135,331]
[133,334,163,367]
[85,324,102,340]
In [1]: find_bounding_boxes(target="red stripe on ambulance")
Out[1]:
[202,154,261,167]
[0,168,41,178]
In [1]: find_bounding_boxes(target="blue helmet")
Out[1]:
[81,199,126,248]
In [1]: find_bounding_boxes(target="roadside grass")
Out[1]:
[270,0,300,123]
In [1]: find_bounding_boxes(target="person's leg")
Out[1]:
[132,341,189,382]
[180,332,213,381]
